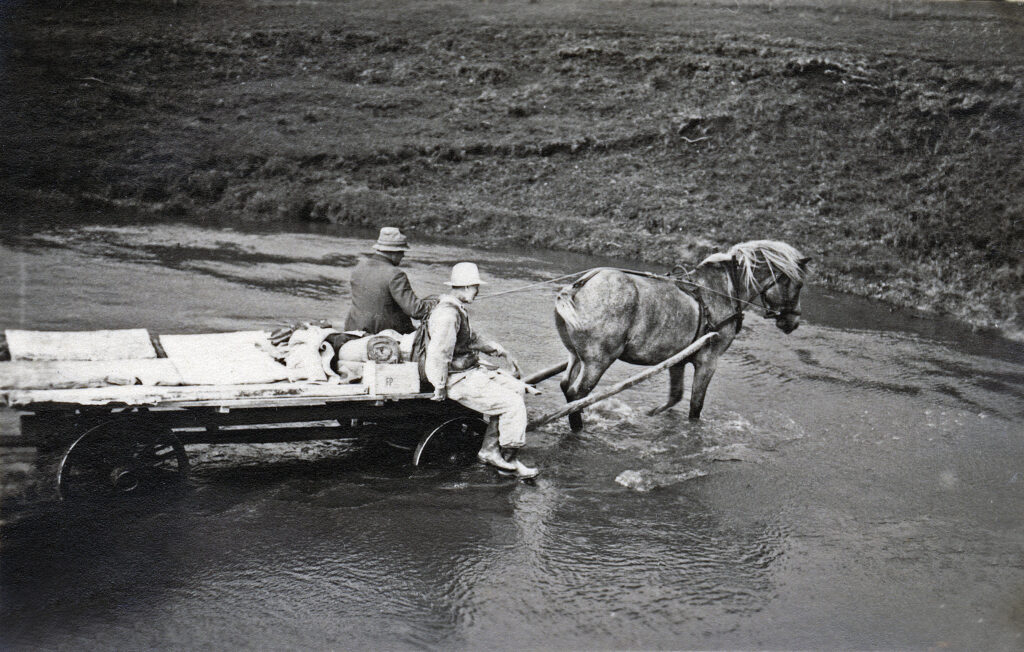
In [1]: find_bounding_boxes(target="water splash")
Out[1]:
[584,398,638,428]
[614,468,708,492]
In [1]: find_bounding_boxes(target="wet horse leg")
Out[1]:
[564,353,617,432]
[560,353,584,432]
[560,351,581,396]
[688,354,720,420]
[648,362,687,416]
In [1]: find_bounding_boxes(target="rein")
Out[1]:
[479,262,800,324]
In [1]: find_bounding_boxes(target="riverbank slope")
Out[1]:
[2,0,1022,337]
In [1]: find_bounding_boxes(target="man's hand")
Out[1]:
[507,356,522,379]
[431,387,447,402]
[486,342,521,378]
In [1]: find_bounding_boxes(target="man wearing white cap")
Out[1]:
[418,262,538,478]
[344,227,430,335]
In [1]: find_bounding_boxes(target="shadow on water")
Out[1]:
[0,494,194,644]
[4,229,360,300]
[0,427,791,648]
[0,447,517,647]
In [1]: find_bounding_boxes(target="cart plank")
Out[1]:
[5,329,157,361]
[0,359,183,390]
[1,382,376,408]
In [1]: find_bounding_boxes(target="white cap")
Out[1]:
[446,262,487,287]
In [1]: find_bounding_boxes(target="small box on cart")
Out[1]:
[363,361,420,395]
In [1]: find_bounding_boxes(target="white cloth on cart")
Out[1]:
[284,326,342,383]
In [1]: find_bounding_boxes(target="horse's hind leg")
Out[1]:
[564,355,616,432]
[688,355,720,420]
[560,351,581,396]
[648,362,687,416]
[560,353,585,432]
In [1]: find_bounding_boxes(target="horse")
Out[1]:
[553,240,809,431]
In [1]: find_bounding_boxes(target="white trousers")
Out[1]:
[447,367,528,448]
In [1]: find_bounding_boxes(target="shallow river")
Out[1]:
[1,219,1022,650]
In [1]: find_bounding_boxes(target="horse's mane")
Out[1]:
[699,240,806,291]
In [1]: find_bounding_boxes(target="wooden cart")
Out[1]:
[0,329,489,500]
[2,383,487,501]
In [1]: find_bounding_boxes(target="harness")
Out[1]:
[671,258,800,338]
[671,260,746,340]
[563,259,800,345]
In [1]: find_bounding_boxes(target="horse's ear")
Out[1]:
[700,252,732,266]
[799,256,812,270]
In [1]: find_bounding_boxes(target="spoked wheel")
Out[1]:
[57,419,189,501]
[412,416,487,467]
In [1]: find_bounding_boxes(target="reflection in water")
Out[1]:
[0,462,788,650]
[1,221,1023,650]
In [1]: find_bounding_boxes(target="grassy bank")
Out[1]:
[2,0,1022,337]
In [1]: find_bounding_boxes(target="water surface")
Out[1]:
[1,220,1022,650]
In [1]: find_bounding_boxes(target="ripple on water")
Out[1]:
[495,491,792,643]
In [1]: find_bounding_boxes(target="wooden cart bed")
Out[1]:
[0,329,486,500]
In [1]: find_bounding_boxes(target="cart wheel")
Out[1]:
[57,420,189,501]
[413,416,487,467]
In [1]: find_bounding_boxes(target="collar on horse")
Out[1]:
[670,261,744,340]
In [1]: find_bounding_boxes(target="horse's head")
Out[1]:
[761,266,808,334]
[724,241,810,334]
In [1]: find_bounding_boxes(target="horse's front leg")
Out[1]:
[688,354,720,420]
[648,362,686,416]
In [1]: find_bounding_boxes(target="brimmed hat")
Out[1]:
[446,262,487,287]
[373,227,410,252]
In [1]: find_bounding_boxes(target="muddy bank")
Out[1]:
[1,0,1022,337]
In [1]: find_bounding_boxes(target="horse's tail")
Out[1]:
[554,288,583,332]
[554,268,605,332]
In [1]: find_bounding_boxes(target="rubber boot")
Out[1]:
[477,422,516,471]
[500,446,539,479]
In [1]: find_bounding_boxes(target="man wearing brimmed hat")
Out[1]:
[344,227,430,335]
[417,262,538,478]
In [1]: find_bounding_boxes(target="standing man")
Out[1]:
[419,262,538,479]
[344,227,430,335]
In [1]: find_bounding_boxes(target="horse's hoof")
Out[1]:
[647,406,667,416]
[568,413,584,433]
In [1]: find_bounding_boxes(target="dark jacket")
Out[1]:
[343,253,429,334]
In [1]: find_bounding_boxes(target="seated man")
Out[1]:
[419,262,538,478]
[343,227,430,335]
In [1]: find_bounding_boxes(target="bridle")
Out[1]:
[749,265,802,321]
[672,258,802,335]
